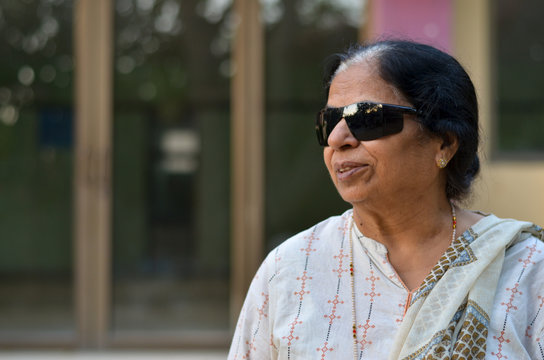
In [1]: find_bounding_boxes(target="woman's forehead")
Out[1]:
[327,62,407,108]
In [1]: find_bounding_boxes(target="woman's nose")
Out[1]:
[327,118,359,149]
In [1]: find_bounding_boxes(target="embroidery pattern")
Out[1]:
[526,295,544,339]
[282,227,318,358]
[355,260,379,358]
[317,214,350,359]
[396,299,407,324]
[491,238,541,359]
[242,292,270,359]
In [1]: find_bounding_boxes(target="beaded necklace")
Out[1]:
[348,203,457,359]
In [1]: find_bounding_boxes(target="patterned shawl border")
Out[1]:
[401,328,448,360]
[410,228,479,306]
[465,299,490,327]
[401,300,489,360]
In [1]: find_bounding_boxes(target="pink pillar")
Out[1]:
[367,0,452,53]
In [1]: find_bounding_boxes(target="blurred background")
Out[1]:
[0,0,542,357]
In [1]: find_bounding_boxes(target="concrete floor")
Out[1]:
[0,351,227,360]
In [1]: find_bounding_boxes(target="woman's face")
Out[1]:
[323,60,444,206]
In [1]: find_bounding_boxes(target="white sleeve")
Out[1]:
[228,252,277,360]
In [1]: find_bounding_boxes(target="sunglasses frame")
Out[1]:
[315,101,418,146]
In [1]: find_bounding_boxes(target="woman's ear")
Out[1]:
[435,132,459,166]
[442,132,459,154]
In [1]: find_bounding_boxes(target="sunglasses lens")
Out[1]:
[346,104,384,141]
[316,108,341,146]
[315,111,326,146]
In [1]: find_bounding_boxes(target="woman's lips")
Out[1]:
[335,162,368,180]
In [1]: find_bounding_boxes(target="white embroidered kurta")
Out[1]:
[228,210,544,359]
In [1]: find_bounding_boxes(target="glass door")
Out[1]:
[0,0,75,342]
[111,0,231,343]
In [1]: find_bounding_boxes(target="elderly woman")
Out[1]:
[228,40,544,359]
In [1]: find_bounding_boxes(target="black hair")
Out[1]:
[323,40,480,201]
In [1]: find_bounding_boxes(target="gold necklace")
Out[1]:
[348,203,456,359]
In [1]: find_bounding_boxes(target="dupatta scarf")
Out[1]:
[389,215,544,360]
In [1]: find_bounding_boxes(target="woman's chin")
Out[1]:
[338,190,369,205]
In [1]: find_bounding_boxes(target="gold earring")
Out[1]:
[437,158,448,169]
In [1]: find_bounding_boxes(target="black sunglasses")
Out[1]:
[315,101,418,146]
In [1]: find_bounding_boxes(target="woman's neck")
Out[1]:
[352,195,455,291]
[352,196,453,245]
